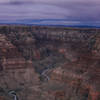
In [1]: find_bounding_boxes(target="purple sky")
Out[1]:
[0,0,100,25]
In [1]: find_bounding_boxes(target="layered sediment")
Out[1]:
[0,26,100,100]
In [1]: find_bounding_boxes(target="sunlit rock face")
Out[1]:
[0,26,100,100]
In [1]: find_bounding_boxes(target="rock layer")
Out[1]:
[0,26,100,100]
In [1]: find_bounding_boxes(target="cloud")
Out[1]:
[0,0,100,25]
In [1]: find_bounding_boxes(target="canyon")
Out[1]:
[0,25,100,100]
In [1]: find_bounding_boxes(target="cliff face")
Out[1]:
[0,26,100,100]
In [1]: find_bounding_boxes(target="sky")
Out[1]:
[0,0,100,26]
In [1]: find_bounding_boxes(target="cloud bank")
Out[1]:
[0,0,100,25]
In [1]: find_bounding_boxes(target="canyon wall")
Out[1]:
[0,25,100,100]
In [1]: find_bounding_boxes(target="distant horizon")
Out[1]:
[0,24,100,29]
[0,19,100,28]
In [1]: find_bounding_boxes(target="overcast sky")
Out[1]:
[0,0,100,25]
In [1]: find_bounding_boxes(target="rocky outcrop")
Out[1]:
[0,34,40,100]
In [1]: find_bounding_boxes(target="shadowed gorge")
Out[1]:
[0,25,100,100]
